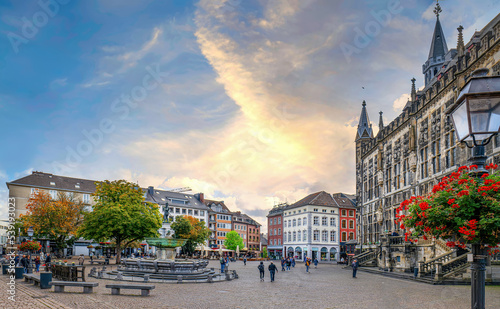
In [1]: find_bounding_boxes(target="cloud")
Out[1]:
[50,78,68,89]
[392,93,410,113]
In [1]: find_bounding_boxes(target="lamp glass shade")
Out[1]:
[27,227,34,237]
[451,99,469,141]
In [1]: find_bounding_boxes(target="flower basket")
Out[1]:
[19,240,42,252]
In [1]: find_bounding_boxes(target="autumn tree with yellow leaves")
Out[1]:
[21,190,86,256]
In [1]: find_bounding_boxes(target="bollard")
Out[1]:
[177,275,183,284]
[39,272,52,289]
[144,274,150,282]
[207,274,213,283]
[97,270,103,279]
[2,264,9,275]
[225,272,231,281]
[14,267,24,279]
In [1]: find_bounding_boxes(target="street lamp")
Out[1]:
[27,227,34,240]
[448,70,500,309]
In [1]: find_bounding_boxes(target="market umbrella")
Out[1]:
[236,245,240,257]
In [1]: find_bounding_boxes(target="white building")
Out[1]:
[283,191,340,262]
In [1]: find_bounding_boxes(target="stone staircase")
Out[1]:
[350,249,378,267]
[418,249,470,282]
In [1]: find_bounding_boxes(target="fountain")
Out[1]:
[96,238,237,283]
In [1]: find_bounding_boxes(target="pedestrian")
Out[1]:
[45,254,51,272]
[220,256,225,273]
[34,256,40,272]
[244,255,247,266]
[268,262,278,282]
[286,258,291,271]
[225,256,229,270]
[305,258,311,273]
[258,261,265,281]
[352,258,359,278]
[20,255,27,273]
[281,258,286,271]
[340,257,345,265]
[14,255,20,267]
[78,254,85,266]
[314,257,318,268]
[90,252,94,263]
[292,257,295,268]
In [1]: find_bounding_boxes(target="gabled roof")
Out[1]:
[287,191,337,209]
[204,199,231,213]
[7,171,97,193]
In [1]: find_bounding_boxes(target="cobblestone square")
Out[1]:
[1,260,500,309]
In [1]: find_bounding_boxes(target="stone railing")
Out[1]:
[418,251,455,276]
[441,254,469,279]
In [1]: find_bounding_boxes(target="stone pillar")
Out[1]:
[435,262,443,281]
[418,261,425,278]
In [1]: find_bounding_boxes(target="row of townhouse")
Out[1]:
[5,171,262,255]
[266,191,356,262]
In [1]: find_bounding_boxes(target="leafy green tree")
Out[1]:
[262,247,268,258]
[224,230,244,251]
[78,180,162,264]
[171,215,210,256]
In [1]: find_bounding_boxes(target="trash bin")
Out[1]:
[14,267,24,279]
[40,272,52,289]
[105,258,109,265]
[2,264,9,275]
[413,267,418,278]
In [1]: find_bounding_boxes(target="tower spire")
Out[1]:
[411,78,416,101]
[457,25,465,57]
[355,100,374,141]
[378,111,384,130]
[422,1,449,86]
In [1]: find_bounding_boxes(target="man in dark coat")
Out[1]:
[352,258,359,278]
[258,261,265,281]
[268,262,278,282]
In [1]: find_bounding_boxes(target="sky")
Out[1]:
[1,0,499,231]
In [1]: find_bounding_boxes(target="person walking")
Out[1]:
[286,258,291,271]
[314,257,318,268]
[220,256,226,273]
[45,254,51,272]
[90,252,94,263]
[352,258,359,278]
[243,255,247,266]
[268,262,278,282]
[34,256,40,273]
[291,257,295,268]
[281,258,286,271]
[305,258,311,273]
[258,261,265,281]
[78,254,85,266]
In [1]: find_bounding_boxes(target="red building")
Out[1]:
[266,203,287,259]
[332,193,357,259]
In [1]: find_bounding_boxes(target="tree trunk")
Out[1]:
[115,241,122,265]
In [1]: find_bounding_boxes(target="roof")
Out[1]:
[7,171,98,193]
[260,234,268,246]
[331,195,356,209]
[204,199,231,213]
[287,191,337,209]
[145,186,209,211]
[355,101,373,141]
[267,203,288,216]
[232,212,261,227]
[428,15,448,60]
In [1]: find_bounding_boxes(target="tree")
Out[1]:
[21,190,85,256]
[224,231,244,251]
[170,215,210,256]
[78,180,162,264]
[262,247,268,258]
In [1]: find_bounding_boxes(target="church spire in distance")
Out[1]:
[423,1,449,86]
[355,100,374,141]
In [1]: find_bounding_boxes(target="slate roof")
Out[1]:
[7,171,98,193]
[204,199,231,213]
[355,101,374,141]
[145,186,209,211]
[428,16,448,60]
[287,191,337,209]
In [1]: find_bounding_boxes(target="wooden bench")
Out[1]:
[105,284,155,296]
[90,260,108,265]
[49,281,98,294]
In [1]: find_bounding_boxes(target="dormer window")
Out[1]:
[75,184,80,189]
[50,182,55,186]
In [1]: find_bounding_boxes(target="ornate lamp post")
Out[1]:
[448,70,500,309]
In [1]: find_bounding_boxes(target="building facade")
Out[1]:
[355,7,500,270]
[283,191,340,262]
[266,203,286,259]
[204,199,233,248]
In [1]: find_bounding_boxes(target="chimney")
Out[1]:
[148,186,154,196]
[195,193,205,203]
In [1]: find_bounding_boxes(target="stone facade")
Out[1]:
[355,9,500,270]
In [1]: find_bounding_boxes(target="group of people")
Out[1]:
[13,253,45,273]
[280,257,296,271]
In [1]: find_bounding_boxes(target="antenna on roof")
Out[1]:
[171,187,192,193]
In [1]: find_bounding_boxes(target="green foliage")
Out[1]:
[398,165,500,249]
[171,215,210,255]
[78,180,162,263]
[262,247,268,258]
[224,230,244,251]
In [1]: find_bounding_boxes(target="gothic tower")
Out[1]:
[422,2,448,86]
[355,100,374,205]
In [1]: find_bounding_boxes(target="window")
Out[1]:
[341,209,347,216]
[182,209,186,214]
[341,220,347,228]
[288,232,291,242]
[313,230,319,241]
[349,220,354,229]
[322,217,327,226]
[194,210,198,216]
[200,211,205,216]
[278,239,281,245]
[330,231,336,242]
[83,194,90,204]
[298,231,301,241]
[293,231,296,241]
[342,232,347,241]
[322,209,327,213]
[293,219,296,227]
[278,217,281,224]
[303,230,307,241]
[313,208,318,212]
[274,229,277,236]
[322,230,328,242]
[274,218,277,225]
[331,210,335,213]
[188,209,193,215]
[349,210,354,217]
[278,228,281,235]
[313,216,319,225]
[303,217,307,226]
[330,218,336,226]
[175,208,180,214]
[30,188,39,196]
[349,232,354,240]
[298,218,301,226]
[49,190,57,200]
